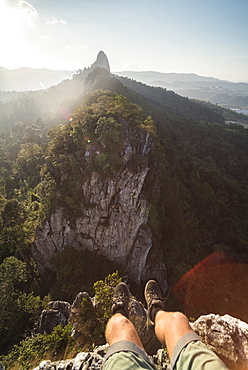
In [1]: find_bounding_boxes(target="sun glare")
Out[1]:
[0,1,36,69]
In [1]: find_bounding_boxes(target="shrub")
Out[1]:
[0,324,78,370]
[93,271,122,320]
[78,271,122,344]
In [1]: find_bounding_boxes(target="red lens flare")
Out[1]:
[174,252,248,322]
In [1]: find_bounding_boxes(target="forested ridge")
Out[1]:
[0,67,248,366]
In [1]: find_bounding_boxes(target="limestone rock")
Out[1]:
[33,344,165,370]
[48,300,71,318]
[90,51,110,72]
[129,297,161,355]
[34,308,248,370]
[68,290,160,354]
[69,292,105,346]
[33,346,109,370]
[38,301,71,334]
[32,344,170,370]
[153,349,170,370]
[191,313,248,369]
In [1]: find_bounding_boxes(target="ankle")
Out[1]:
[112,302,129,318]
[150,304,163,323]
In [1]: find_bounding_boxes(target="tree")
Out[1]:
[17,143,44,187]
[0,257,28,353]
[0,199,27,262]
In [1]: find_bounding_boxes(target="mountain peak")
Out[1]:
[90,51,110,72]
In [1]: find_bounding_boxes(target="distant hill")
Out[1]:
[116,71,222,84]
[1,50,248,132]
[0,67,75,92]
[1,62,248,112]
[116,71,248,111]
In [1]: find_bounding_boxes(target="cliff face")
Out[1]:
[33,168,153,283]
[32,91,166,288]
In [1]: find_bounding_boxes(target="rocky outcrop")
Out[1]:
[69,290,160,354]
[69,292,105,346]
[33,346,109,370]
[34,302,248,370]
[33,345,170,370]
[128,296,161,354]
[90,51,110,72]
[38,301,71,334]
[191,313,248,369]
[33,310,248,369]
[33,286,248,370]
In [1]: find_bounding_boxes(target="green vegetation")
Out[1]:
[0,271,121,369]
[0,324,78,370]
[0,256,49,354]
[79,271,122,344]
[93,271,122,320]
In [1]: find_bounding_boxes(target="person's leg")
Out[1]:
[144,280,228,370]
[105,282,144,348]
[105,313,144,348]
[154,310,192,358]
[144,280,193,359]
[106,281,192,356]
[104,282,156,370]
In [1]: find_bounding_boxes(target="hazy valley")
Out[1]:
[117,70,248,113]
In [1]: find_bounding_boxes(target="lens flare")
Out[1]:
[174,252,248,322]
[59,106,71,120]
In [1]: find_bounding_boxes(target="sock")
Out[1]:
[112,303,129,318]
[150,304,162,323]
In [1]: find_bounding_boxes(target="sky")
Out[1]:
[0,0,248,82]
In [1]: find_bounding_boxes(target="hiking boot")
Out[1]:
[144,280,164,325]
[111,282,130,318]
